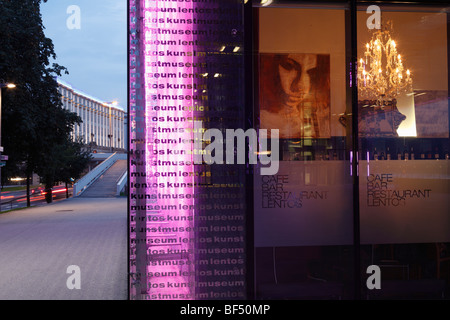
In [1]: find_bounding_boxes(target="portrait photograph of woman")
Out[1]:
[259,53,331,139]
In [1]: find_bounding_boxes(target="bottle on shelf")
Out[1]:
[435,147,440,160]
[397,150,402,160]
[386,147,391,160]
[374,147,378,161]
[421,151,425,159]
[445,152,449,160]
[410,147,415,160]
[380,151,385,160]
[404,148,409,161]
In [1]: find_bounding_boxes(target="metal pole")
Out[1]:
[0,83,16,198]
[350,0,361,300]
[0,88,3,193]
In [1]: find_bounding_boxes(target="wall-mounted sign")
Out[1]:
[360,160,450,244]
[254,161,353,247]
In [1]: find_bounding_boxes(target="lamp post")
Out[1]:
[0,82,16,191]
[103,100,118,153]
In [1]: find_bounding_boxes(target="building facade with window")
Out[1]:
[57,78,126,152]
[128,0,450,301]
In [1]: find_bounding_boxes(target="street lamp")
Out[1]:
[103,100,118,153]
[89,133,96,153]
[0,81,16,191]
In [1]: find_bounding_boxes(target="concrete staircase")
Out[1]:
[79,160,127,198]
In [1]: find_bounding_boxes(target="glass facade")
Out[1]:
[253,4,355,299]
[128,0,450,300]
[357,2,450,300]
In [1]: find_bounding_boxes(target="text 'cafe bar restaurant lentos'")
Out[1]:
[127,0,450,300]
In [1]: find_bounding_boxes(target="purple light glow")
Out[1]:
[130,0,247,300]
[350,151,353,176]
[147,0,195,299]
[367,151,370,176]
[130,0,197,299]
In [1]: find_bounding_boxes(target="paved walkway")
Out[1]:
[80,160,127,198]
[0,196,127,300]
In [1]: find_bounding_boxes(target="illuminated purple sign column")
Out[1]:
[130,0,247,300]
[189,1,247,300]
[129,0,149,299]
[129,0,198,300]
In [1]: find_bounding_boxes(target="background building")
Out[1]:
[57,78,126,153]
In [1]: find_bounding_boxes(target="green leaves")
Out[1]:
[0,0,89,193]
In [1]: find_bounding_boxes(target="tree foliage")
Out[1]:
[40,137,92,202]
[0,0,91,203]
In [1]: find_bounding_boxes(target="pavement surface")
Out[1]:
[0,196,128,300]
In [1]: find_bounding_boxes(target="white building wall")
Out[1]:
[56,79,125,151]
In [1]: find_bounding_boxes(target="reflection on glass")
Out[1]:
[255,6,353,300]
[358,6,450,300]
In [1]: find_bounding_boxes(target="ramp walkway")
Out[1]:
[79,160,127,198]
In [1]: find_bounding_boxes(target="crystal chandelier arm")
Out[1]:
[357,21,413,103]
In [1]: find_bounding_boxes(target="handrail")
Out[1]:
[0,186,72,211]
[73,152,126,197]
[116,171,127,196]
[0,193,38,211]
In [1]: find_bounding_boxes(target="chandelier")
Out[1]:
[357,21,412,104]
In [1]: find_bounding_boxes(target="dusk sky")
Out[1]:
[40,0,127,111]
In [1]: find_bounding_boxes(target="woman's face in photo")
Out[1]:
[278,54,317,104]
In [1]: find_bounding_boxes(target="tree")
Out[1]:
[39,137,91,203]
[0,0,86,205]
[59,138,92,199]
